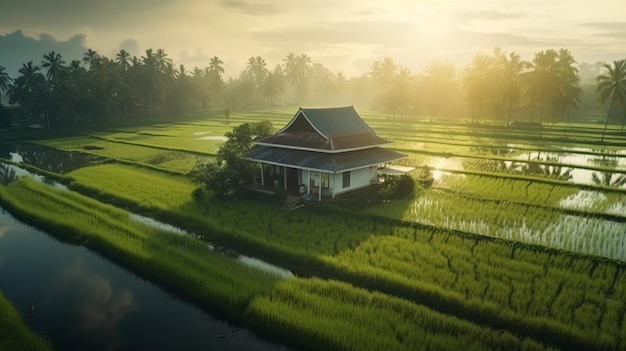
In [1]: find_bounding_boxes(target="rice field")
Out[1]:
[9,109,626,350]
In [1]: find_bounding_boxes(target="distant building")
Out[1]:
[245,106,412,200]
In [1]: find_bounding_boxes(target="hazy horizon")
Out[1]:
[1,0,626,78]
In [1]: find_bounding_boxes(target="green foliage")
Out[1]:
[378,174,416,200]
[189,120,273,197]
[188,161,247,197]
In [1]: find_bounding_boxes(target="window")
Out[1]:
[342,171,351,188]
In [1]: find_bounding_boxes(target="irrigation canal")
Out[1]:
[0,208,291,351]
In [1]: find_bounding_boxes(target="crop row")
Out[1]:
[429,172,626,221]
[245,278,552,351]
[325,229,626,350]
[38,137,210,174]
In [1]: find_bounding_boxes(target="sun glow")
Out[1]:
[413,12,452,41]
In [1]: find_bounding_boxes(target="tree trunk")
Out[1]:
[601,92,615,142]
[506,99,512,127]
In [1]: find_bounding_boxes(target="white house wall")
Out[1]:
[333,166,376,196]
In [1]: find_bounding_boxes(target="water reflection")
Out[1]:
[469,143,514,156]
[0,163,18,185]
[44,260,137,351]
[591,172,626,187]
[0,143,94,174]
[0,210,288,351]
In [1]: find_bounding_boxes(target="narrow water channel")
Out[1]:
[0,209,289,351]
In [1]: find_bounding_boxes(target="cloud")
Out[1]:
[456,10,526,21]
[0,30,88,77]
[252,20,414,49]
[116,38,140,57]
[581,22,626,39]
[46,259,137,351]
[220,0,283,16]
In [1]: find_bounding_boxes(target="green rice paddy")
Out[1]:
[8,109,626,350]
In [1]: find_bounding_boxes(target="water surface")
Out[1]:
[0,209,289,351]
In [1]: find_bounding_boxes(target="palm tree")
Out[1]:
[552,49,582,124]
[11,62,50,129]
[424,59,456,120]
[592,171,626,187]
[498,52,524,126]
[154,49,172,71]
[383,66,415,117]
[369,57,397,93]
[116,49,131,71]
[0,65,11,103]
[140,49,163,118]
[334,71,347,97]
[41,51,66,82]
[463,54,494,123]
[522,50,559,138]
[261,64,285,112]
[83,49,100,70]
[208,56,225,77]
[245,56,269,101]
[596,60,626,141]
[245,56,268,83]
[285,53,312,104]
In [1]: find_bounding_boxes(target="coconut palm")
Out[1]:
[592,171,626,187]
[369,57,397,93]
[334,71,347,96]
[464,54,494,123]
[208,56,225,77]
[551,49,582,124]
[83,49,100,70]
[41,51,66,82]
[383,66,415,117]
[284,53,312,103]
[596,60,626,141]
[522,50,560,138]
[261,65,285,112]
[0,65,11,104]
[140,49,163,118]
[424,59,456,120]
[497,52,524,126]
[116,49,132,71]
[245,56,268,83]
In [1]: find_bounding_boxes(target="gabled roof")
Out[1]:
[256,106,390,152]
[246,146,406,173]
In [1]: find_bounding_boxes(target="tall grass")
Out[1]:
[245,278,553,351]
[0,290,52,351]
[0,177,280,318]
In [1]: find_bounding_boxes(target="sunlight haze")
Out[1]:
[1,0,625,77]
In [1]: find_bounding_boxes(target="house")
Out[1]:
[245,106,412,200]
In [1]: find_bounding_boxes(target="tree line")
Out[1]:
[0,47,624,137]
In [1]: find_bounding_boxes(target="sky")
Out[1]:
[1,0,626,79]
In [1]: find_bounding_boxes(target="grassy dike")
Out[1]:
[0,290,52,351]
[0,177,280,317]
[0,177,553,351]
